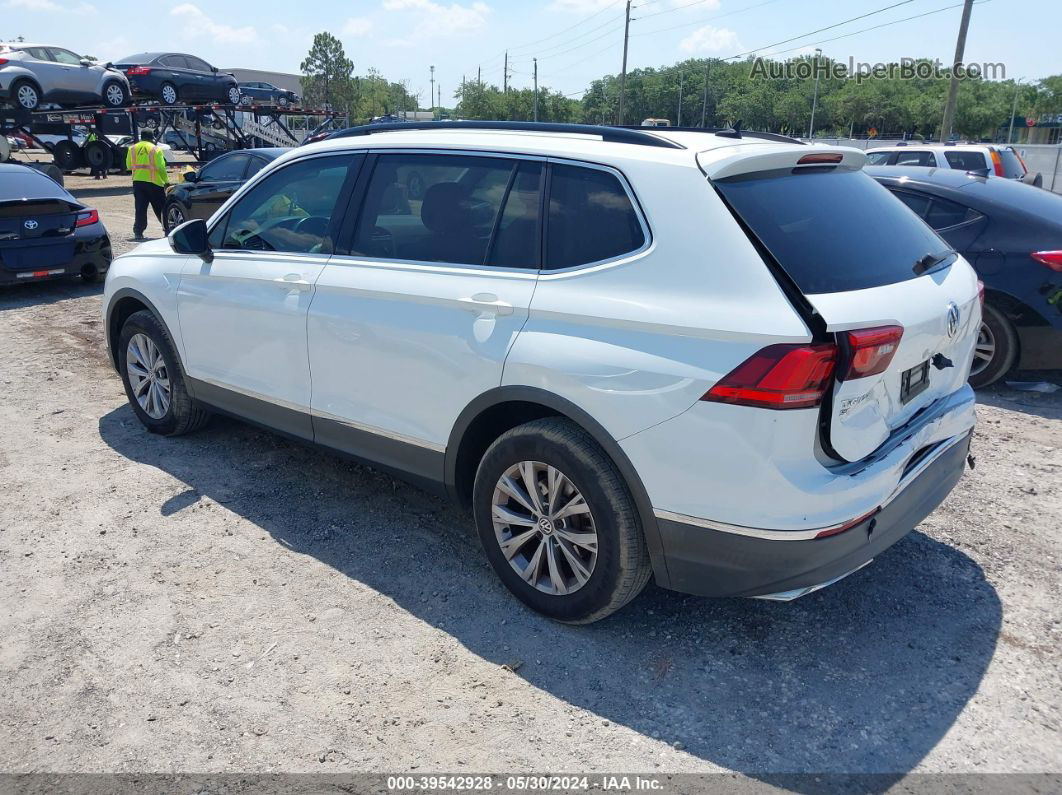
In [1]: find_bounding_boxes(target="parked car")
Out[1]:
[238,81,298,107]
[0,43,130,110]
[114,53,241,106]
[868,165,1062,386]
[163,147,287,231]
[104,122,980,622]
[864,143,1042,187]
[0,162,110,284]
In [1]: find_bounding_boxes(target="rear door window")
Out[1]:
[160,55,189,69]
[925,196,979,229]
[716,168,948,294]
[944,151,987,171]
[864,151,893,165]
[545,164,646,269]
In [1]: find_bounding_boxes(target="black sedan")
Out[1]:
[238,81,299,107]
[868,165,1062,387]
[114,52,241,106]
[164,147,287,231]
[0,163,111,285]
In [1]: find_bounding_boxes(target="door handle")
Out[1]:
[459,293,514,316]
[274,273,311,288]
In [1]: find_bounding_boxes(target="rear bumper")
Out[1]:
[0,231,111,284]
[655,430,972,598]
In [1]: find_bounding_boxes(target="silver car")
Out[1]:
[0,43,130,110]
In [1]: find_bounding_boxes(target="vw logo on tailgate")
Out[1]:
[946,302,960,339]
[23,219,39,230]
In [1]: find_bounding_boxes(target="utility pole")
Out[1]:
[533,57,539,122]
[940,0,974,141]
[701,60,710,127]
[503,51,508,93]
[617,0,632,125]
[808,48,822,139]
[429,64,435,119]
[677,69,683,127]
[477,65,481,86]
[437,84,441,115]
[1007,78,1024,144]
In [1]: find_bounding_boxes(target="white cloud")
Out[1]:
[343,17,373,36]
[679,24,740,54]
[382,0,491,39]
[548,0,618,11]
[170,3,258,46]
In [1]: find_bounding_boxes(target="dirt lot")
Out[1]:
[0,175,1060,782]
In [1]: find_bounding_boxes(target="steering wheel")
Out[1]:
[294,216,329,238]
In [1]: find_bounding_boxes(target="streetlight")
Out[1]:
[430,65,435,119]
[1007,77,1025,145]
[808,48,822,140]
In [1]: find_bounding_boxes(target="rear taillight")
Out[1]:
[990,149,1005,177]
[0,58,8,65]
[126,66,151,76]
[703,343,837,410]
[977,279,985,305]
[842,325,904,380]
[1032,250,1062,273]
[75,208,98,227]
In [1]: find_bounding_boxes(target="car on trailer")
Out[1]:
[0,162,111,284]
[238,81,299,107]
[114,53,241,107]
[0,43,130,110]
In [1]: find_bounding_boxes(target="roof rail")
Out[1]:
[324,120,686,149]
[617,125,806,145]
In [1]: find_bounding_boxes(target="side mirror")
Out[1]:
[183,170,199,183]
[168,218,213,262]
[80,59,91,67]
[211,66,218,73]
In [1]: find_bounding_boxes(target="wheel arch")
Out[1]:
[445,386,671,588]
[105,288,176,373]
[10,74,43,102]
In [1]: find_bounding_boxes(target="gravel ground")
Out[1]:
[0,178,1060,783]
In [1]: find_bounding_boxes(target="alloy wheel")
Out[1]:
[166,204,185,231]
[228,87,241,105]
[126,333,171,420]
[161,84,177,104]
[970,321,995,378]
[491,461,598,595]
[105,83,125,106]
[17,84,39,109]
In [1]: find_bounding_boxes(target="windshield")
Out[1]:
[715,168,948,294]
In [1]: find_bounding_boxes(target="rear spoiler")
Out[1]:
[697,145,866,181]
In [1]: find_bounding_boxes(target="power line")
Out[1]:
[634,0,728,22]
[482,0,624,61]
[631,0,782,37]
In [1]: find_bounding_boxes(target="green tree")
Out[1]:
[300,32,354,111]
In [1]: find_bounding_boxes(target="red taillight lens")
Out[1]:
[990,149,1005,177]
[1032,251,1062,273]
[75,208,98,227]
[842,325,904,380]
[0,58,8,65]
[126,66,151,76]
[798,152,844,165]
[703,343,837,410]
[977,279,985,306]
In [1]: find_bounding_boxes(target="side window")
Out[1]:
[350,153,515,266]
[894,150,935,167]
[159,55,187,69]
[889,189,931,218]
[245,156,269,179]
[926,197,979,230]
[26,47,54,61]
[198,153,249,182]
[212,155,359,254]
[944,151,987,171]
[488,162,543,268]
[865,151,892,166]
[545,163,646,269]
[49,48,82,65]
[186,56,212,73]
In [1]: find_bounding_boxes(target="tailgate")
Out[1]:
[713,154,980,462]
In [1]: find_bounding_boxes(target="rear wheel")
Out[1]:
[118,310,210,436]
[160,82,178,105]
[473,418,652,623]
[52,140,83,171]
[969,302,1018,388]
[12,79,40,110]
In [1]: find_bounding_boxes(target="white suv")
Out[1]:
[103,122,980,623]
[865,143,1040,185]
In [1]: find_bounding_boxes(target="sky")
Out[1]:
[4,0,1060,105]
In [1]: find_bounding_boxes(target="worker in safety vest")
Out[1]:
[126,129,168,241]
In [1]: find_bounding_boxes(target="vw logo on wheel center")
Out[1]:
[946,302,961,339]
[537,516,555,535]
[23,219,38,230]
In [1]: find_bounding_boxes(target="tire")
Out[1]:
[118,310,211,436]
[473,417,652,623]
[969,302,1019,389]
[12,79,40,110]
[240,94,252,106]
[160,82,179,106]
[227,86,241,105]
[102,80,128,108]
[83,140,113,172]
[164,201,186,232]
[278,96,288,107]
[52,140,83,171]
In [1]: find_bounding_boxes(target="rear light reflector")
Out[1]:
[842,325,904,380]
[797,153,844,165]
[990,149,1005,177]
[126,66,151,75]
[814,507,879,539]
[703,343,837,410]
[1031,251,1062,273]
[75,208,98,227]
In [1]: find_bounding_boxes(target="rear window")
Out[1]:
[996,148,1026,179]
[715,168,948,294]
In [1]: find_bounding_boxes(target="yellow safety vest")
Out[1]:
[126,141,167,187]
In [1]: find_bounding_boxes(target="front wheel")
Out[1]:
[473,418,652,623]
[118,310,210,436]
[969,302,1019,388]
[164,202,186,232]
[102,80,128,108]
[227,86,241,105]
